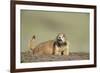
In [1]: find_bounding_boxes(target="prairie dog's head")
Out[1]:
[56,33,67,45]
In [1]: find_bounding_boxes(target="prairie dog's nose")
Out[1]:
[58,36,62,41]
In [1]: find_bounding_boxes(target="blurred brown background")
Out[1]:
[21,10,89,53]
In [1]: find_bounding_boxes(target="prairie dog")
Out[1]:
[30,33,70,56]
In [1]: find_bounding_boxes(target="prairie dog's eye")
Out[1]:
[58,36,61,39]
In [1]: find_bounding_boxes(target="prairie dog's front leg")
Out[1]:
[63,41,70,56]
[63,48,69,56]
[54,46,61,55]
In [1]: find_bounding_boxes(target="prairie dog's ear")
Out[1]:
[32,35,36,39]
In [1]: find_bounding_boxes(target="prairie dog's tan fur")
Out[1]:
[28,35,37,50]
[33,40,55,56]
[30,33,70,56]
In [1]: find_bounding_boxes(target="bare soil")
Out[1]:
[21,51,89,63]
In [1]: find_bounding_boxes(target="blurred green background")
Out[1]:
[20,10,89,53]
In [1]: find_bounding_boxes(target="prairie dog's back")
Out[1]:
[32,40,54,55]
